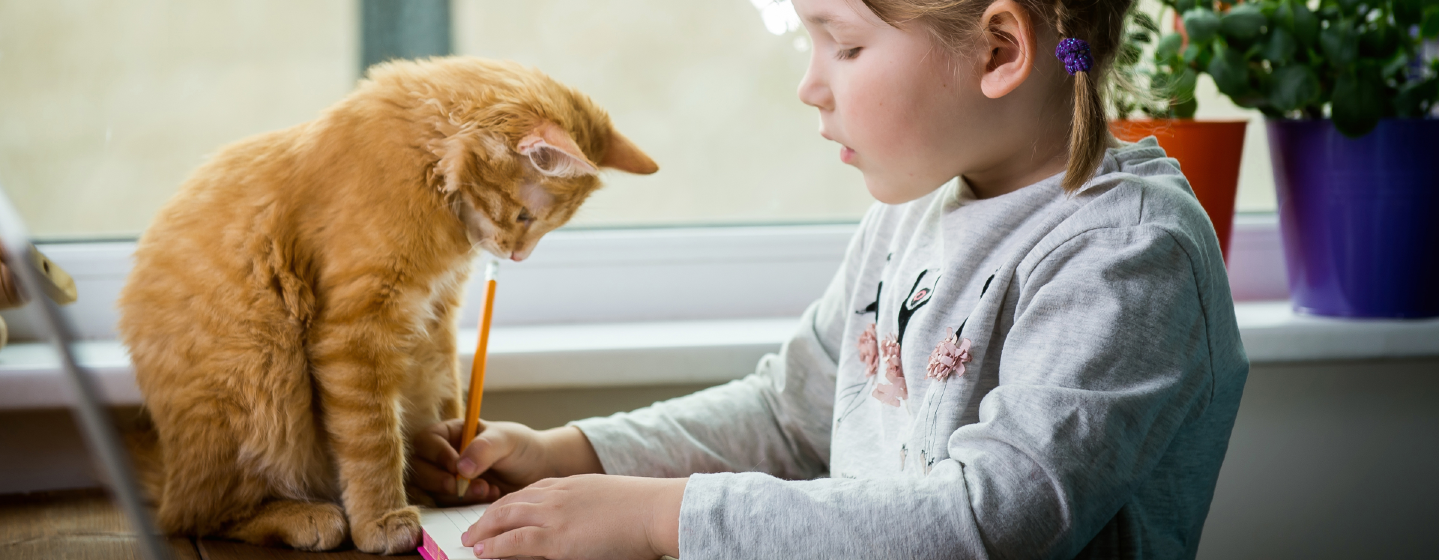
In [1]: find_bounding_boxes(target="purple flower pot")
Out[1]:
[1268,119,1439,318]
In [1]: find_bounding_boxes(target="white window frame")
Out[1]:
[3,214,1289,342]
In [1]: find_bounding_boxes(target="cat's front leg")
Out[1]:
[311,319,422,555]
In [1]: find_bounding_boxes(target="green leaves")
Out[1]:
[1268,65,1319,112]
[1332,69,1383,137]
[1392,0,1425,27]
[1333,0,1363,16]
[1153,65,1200,101]
[1157,32,1184,60]
[1320,19,1358,68]
[1208,42,1251,98]
[1127,0,1438,134]
[1172,96,1200,119]
[1132,10,1160,36]
[1422,6,1439,39]
[1394,78,1439,118]
[1220,3,1267,44]
[1289,1,1319,46]
[1262,26,1296,64]
[1183,8,1222,44]
[1174,67,1200,102]
[1359,23,1397,59]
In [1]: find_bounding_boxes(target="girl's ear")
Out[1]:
[518,121,600,177]
[599,129,659,175]
[979,0,1037,99]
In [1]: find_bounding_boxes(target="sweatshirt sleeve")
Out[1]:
[567,211,871,481]
[673,225,1222,560]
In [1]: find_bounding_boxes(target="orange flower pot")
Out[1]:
[1110,119,1246,262]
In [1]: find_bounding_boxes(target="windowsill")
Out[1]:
[2,301,1437,410]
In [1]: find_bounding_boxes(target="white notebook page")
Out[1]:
[421,503,489,560]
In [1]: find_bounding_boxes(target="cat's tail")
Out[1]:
[119,406,165,504]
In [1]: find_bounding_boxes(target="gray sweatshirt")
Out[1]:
[572,138,1249,560]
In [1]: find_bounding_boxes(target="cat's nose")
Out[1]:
[510,243,536,262]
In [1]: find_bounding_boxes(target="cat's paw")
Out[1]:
[221,500,348,551]
[284,502,349,551]
[352,506,422,555]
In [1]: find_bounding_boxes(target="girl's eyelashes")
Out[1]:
[835,46,862,61]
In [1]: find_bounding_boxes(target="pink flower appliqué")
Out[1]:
[926,328,973,381]
[857,323,879,378]
[871,333,907,407]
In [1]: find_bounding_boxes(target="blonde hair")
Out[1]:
[860,0,1132,192]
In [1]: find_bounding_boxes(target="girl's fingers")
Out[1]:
[411,457,458,495]
[440,417,489,447]
[488,485,546,507]
[474,526,549,560]
[414,422,462,468]
[466,477,510,502]
[472,474,506,501]
[525,477,561,490]
[456,428,510,479]
[462,501,546,546]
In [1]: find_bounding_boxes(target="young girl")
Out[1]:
[411,0,1247,557]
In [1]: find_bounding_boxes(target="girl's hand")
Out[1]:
[461,474,685,560]
[410,419,604,504]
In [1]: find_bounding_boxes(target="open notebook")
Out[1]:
[418,504,489,560]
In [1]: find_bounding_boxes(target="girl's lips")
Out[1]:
[840,146,856,164]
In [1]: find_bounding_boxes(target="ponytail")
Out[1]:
[1054,1,1125,193]
[1065,57,1111,193]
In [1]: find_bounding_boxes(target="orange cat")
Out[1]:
[117,56,656,554]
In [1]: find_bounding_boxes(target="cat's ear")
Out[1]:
[600,129,659,175]
[517,121,599,178]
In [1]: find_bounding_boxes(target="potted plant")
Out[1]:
[1110,9,1248,262]
[1171,0,1439,318]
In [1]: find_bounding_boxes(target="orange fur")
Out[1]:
[116,56,655,554]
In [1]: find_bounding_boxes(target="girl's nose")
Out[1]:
[797,65,831,111]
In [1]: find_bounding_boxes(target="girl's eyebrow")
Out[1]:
[805,13,851,30]
[805,13,833,25]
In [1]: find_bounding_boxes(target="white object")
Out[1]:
[420,503,490,560]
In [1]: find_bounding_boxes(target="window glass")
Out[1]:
[2,0,1278,239]
[1,0,874,238]
[0,1,356,238]
[452,0,872,227]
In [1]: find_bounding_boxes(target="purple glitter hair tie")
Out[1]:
[1055,38,1093,75]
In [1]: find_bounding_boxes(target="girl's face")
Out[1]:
[795,0,996,204]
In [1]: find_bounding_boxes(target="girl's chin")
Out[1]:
[863,174,947,205]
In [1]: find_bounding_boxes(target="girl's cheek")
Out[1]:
[844,80,909,157]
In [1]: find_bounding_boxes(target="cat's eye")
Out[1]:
[517,209,535,224]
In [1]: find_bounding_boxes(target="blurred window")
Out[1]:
[0,0,1278,240]
[0,1,358,238]
[0,0,876,239]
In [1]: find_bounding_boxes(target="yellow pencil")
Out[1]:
[456,258,499,497]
